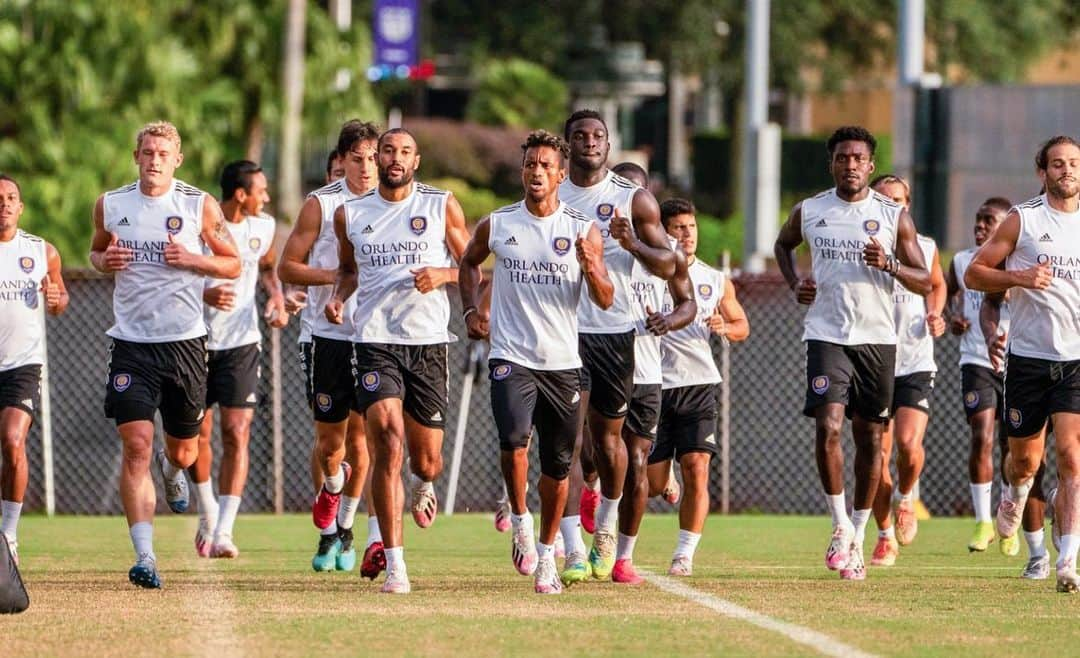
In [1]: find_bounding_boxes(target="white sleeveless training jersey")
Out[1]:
[801,188,902,346]
[487,201,592,370]
[0,230,48,371]
[301,179,363,343]
[103,179,207,343]
[893,234,938,376]
[952,247,1010,369]
[1005,195,1080,361]
[660,259,724,390]
[344,182,454,345]
[629,247,670,385]
[204,213,276,351]
[559,171,639,333]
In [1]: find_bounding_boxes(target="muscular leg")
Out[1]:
[314,419,347,485]
[814,403,847,497]
[589,409,627,501]
[679,452,711,534]
[564,394,589,521]
[617,433,652,538]
[850,415,884,511]
[968,408,996,486]
[872,420,894,531]
[501,447,529,515]
[538,474,567,545]
[647,459,672,498]
[404,414,443,483]
[1052,414,1080,572]
[117,420,157,528]
[367,399,406,549]
[894,408,928,495]
[217,407,253,495]
[189,407,214,488]
[0,408,33,544]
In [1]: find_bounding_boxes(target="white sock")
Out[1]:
[596,496,620,534]
[385,546,405,573]
[560,516,587,557]
[194,481,218,523]
[537,541,554,563]
[674,529,701,560]
[338,495,360,530]
[366,515,382,548]
[320,519,338,536]
[1025,529,1047,559]
[1058,534,1080,569]
[970,482,992,523]
[912,479,921,501]
[585,478,600,492]
[879,526,896,540]
[129,521,155,561]
[851,508,872,543]
[825,492,849,528]
[324,465,344,494]
[1,500,22,541]
[511,512,533,534]
[897,490,913,503]
[616,533,637,561]
[216,495,241,539]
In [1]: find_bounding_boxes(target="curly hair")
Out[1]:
[826,126,876,159]
[522,129,569,164]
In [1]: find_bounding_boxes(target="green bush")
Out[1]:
[466,59,568,131]
[405,118,526,197]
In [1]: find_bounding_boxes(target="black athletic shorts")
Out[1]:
[353,343,448,428]
[579,331,635,419]
[650,384,719,464]
[803,340,895,423]
[0,364,41,418]
[892,371,935,417]
[104,337,208,439]
[624,384,661,440]
[961,364,1003,420]
[1003,353,1080,438]
[311,336,359,423]
[298,341,314,407]
[206,343,260,409]
[489,359,581,479]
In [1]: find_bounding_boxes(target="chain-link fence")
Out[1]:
[21,271,1032,516]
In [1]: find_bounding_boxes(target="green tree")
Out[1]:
[465,59,568,130]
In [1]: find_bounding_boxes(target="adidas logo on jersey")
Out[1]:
[505,236,518,245]
[118,217,130,226]
[815,219,827,227]
[362,225,374,234]
[1039,233,1053,242]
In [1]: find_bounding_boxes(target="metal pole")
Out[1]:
[720,251,731,514]
[41,315,55,517]
[445,341,485,515]
[271,327,284,514]
[898,0,925,86]
[742,0,771,273]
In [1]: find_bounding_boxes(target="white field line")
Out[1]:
[641,570,880,658]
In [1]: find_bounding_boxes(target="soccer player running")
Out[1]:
[965,135,1080,592]
[0,174,68,565]
[558,110,675,583]
[646,198,749,577]
[279,121,385,576]
[866,175,946,567]
[188,160,286,559]
[328,128,470,593]
[774,126,930,581]
[89,121,241,588]
[459,130,612,594]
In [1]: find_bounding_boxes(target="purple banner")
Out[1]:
[373,0,419,68]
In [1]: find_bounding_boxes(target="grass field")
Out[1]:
[3,513,1079,657]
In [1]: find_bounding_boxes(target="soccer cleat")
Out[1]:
[561,552,592,585]
[155,449,189,514]
[579,487,599,534]
[662,477,681,505]
[311,462,351,530]
[380,568,411,594]
[999,532,1020,557]
[588,530,616,579]
[210,535,239,559]
[668,555,693,577]
[1023,554,1050,580]
[894,499,918,546]
[194,519,212,558]
[914,498,932,521]
[335,527,356,572]
[1048,487,1061,553]
[411,480,438,529]
[6,538,17,567]
[360,541,386,580]
[825,524,854,571]
[311,534,341,572]
[128,553,161,589]
[968,521,995,552]
[1057,559,1080,593]
[995,487,1024,542]
[839,541,866,581]
[612,558,644,585]
[494,496,511,533]
[554,530,566,559]
[534,558,563,594]
[870,536,899,567]
[511,524,538,576]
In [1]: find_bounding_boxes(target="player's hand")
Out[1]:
[284,288,308,315]
[706,309,727,336]
[164,233,196,270]
[410,267,445,294]
[264,295,288,328]
[324,298,345,325]
[949,314,970,336]
[40,274,60,313]
[862,236,888,270]
[576,236,600,274]
[987,329,1007,372]
[644,305,671,336]
[466,308,490,340]
[1018,263,1053,290]
[926,312,946,337]
[102,232,133,272]
[794,278,817,305]
[609,209,635,251]
[203,284,236,311]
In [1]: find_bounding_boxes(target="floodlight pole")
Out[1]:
[741,0,779,274]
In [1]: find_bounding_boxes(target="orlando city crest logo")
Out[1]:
[596,203,614,221]
[811,375,830,395]
[409,216,427,235]
[362,371,380,392]
[552,236,571,257]
[863,219,880,236]
[18,256,33,273]
[113,373,132,392]
[315,393,332,412]
[249,237,262,252]
[492,364,512,381]
[1008,408,1022,429]
[165,215,184,235]
[698,283,713,299]
[964,391,979,409]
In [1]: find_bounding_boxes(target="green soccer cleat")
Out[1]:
[999,532,1020,557]
[968,521,995,552]
[335,527,356,572]
[312,534,341,572]
[561,552,592,586]
[588,531,616,580]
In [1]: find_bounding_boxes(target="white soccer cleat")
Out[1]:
[511,524,538,575]
[534,557,563,594]
[1057,558,1080,593]
[668,555,693,577]
[995,487,1025,541]
[410,480,438,529]
[210,535,239,559]
[154,449,189,514]
[1023,554,1050,580]
[825,524,854,571]
[839,540,866,581]
[380,568,411,594]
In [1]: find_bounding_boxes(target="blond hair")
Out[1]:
[135,121,182,151]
